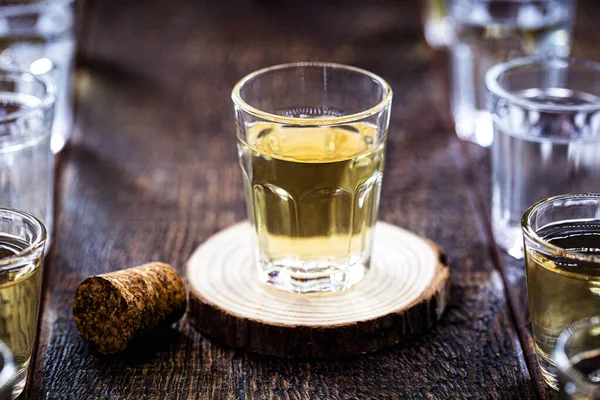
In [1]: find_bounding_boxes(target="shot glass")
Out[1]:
[554,317,600,399]
[486,57,600,258]
[0,69,56,238]
[522,194,600,389]
[0,207,46,398]
[0,339,15,400]
[0,0,76,153]
[232,62,392,294]
[451,0,575,147]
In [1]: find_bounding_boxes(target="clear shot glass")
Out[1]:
[0,69,56,238]
[522,194,600,389]
[451,0,576,147]
[0,0,76,153]
[232,62,392,294]
[554,316,600,399]
[486,57,600,258]
[0,207,46,398]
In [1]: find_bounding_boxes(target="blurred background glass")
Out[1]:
[451,0,576,147]
[487,57,600,258]
[422,0,455,49]
[554,316,600,399]
[0,0,75,154]
[0,70,56,238]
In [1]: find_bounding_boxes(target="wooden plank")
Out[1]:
[462,142,556,400]
[30,0,535,398]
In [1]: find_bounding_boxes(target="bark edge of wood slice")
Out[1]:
[187,221,450,358]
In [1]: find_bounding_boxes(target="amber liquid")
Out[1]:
[526,221,600,388]
[238,122,385,292]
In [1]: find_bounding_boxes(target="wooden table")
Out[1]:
[27,0,600,398]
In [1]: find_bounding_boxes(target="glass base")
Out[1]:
[258,258,367,294]
[537,349,560,391]
[493,221,524,259]
[11,367,28,399]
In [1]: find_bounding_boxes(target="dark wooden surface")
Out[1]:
[24,0,600,399]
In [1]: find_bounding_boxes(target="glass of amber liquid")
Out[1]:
[522,194,600,389]
[0,207,46,399]
[232,62,393,293]
[553,316,600,399]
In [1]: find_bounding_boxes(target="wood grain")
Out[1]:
[26,0,600,398]
[187,221,450,358]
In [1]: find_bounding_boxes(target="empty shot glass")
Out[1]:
[523,194,600,389]
[0,69,56,238]
[554,316,600,399]
[451,0,575,147]
[232,62,392,294]
[486,57,600,258]
[0,339,15,400]
[0,207,46,398]
[0,0,76,153]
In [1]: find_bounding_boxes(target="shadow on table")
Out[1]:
[84,325,196,365]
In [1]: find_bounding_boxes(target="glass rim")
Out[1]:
[0,207,47,272]
[485,56,600,113]
[553,316,600,397]
[231,61,393,126]
[0,0,75,13]
[0,339,15,394]
[521,193,600,266]
[0,69,56,126]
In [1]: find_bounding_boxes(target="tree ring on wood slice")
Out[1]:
[187,221,450,358]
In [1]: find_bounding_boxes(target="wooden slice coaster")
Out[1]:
[187,221,450,358]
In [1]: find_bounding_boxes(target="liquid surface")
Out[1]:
[526,222,600,388]
[238,121,385,292]
[0,246,17,260]
[544,222,600,257]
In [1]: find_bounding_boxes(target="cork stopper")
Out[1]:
[73,262,186,355]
